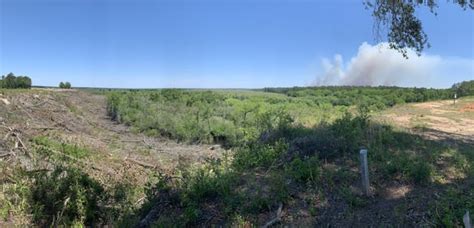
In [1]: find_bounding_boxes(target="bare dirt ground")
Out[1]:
[376,97,474,144]
[0,89,224,185]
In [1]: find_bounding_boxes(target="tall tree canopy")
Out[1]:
[0,72,32,89]
[365,0,473,57]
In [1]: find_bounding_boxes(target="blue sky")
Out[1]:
[0,0,472,88]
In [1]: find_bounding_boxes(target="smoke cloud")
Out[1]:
[315,42,473,88]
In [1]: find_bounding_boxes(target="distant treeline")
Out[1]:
[0,73,32,89]
[263,81,474,108]
[452,80,474,97]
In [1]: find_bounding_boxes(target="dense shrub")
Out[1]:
[101,86,470,226]
[31,166,111,226]
[285,156,321,184]
[106,90,302,146]
[233,141,288,170]
[408,161,432,184]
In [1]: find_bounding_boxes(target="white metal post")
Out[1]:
[464,210,471,228]
[360,149,369,196]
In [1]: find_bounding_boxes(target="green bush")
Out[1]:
[431,187,474,227]
[31,166,111,226]
[408,161,432,184]
[233,141,288,170]
[33,136,89,159]
[286,156,321,184]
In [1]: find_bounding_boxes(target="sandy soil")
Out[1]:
[377,97,474,143]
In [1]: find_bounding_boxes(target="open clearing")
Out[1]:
[377,96,474,143]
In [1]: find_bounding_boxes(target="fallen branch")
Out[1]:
[262,202,283,228]
[125,157,156,169]
[27,100,50,108]
[121,139,143,143]
[30,126,61,131]
[134,196,146,206]
[13,132,27,151]
[143,137,153,148]
[25,168,53,174]
[19,106,35,120]
[1,123,30,157]
[0,173,17,184]
[0,152,14,158]
[139,200,171,228]
[40,146,113,174]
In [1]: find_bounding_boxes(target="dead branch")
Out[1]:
[18,106,35,120]
[121,139,143,143]
[143,137,153,148]
[12,132,27,150]
[0,152,15,158]
[0,173,17,184]
[1,123,30,157]
[134,196,146,206]
[125,157,156,169]
[139,200,171,228]
[30,126,61,130]
[27,100,50,108]
[25,168,53,174]
[3,132,12,141]
[41,147,113,174]
[53,120,75,132]
[262,202,283,228]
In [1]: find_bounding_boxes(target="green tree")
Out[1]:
[59,81,72,89]
[365,0,473,57]
[453,80,474,97]
[16,76,32,88]
[0,75,4,88]
[0,73,32,89]
[4,73,17,89]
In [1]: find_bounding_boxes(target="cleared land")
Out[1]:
[0,90,224,226]
[377,96,474,143]
[0,89,473,227]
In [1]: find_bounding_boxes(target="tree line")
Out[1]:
[452,80,474,97]
[0,72,32,89]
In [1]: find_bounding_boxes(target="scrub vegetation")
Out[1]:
[0,81,473,226]
[103,82,473,226]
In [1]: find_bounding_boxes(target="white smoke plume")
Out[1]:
[315,42,473,88]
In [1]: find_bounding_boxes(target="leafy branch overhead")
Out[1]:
[365,0,473,57]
